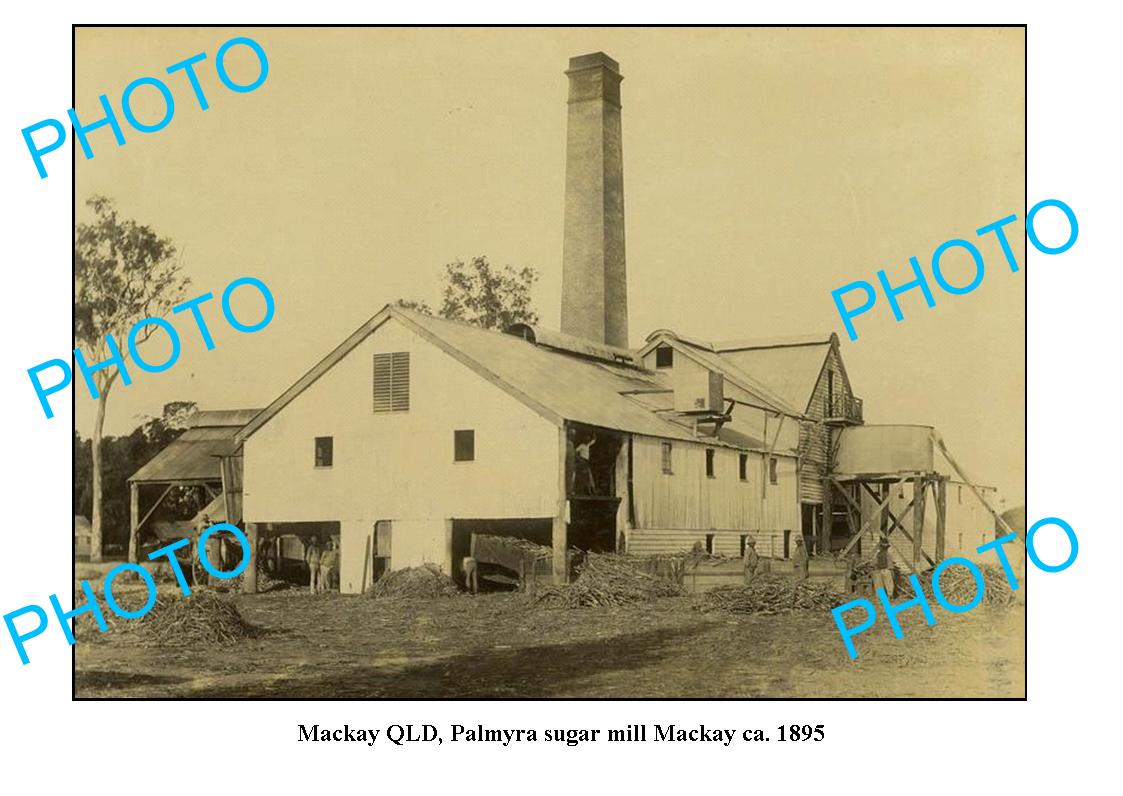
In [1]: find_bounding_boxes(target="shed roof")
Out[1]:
[128,425,242,484]
[188,408,262,428]
[237,306,791,452]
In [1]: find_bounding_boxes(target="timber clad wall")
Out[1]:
[628,435,799,556]
[798,347,850,504]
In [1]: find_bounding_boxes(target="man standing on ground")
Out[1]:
[306,538,322,593]
[872,537,894,598]
[793,536,809,580]
[319,538,339,593]
[743,537,760,585]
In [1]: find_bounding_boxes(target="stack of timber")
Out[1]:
[534,553,684,608]
[695,575,846,615]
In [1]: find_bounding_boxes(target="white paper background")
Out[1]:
[0,2,1112,792]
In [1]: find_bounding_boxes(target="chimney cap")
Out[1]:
[567,52,620,74]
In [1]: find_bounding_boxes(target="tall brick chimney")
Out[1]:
[561,52,628,349]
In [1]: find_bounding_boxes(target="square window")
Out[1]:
[661,442,673,474]
[739,453,748,481]
[705,448,716,478]
[454,429,475,462]
[314,436,333,468]
[655,346,674,368]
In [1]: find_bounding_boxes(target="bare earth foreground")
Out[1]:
[74,591,1025,699]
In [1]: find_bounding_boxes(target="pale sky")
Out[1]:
[75,26,1025,501]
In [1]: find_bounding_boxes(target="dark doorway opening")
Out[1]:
[451,518,552,590]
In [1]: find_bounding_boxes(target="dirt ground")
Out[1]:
[74,588,1025,699]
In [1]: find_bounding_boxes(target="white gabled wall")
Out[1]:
[639,344,800,453]
[242,317,560,592]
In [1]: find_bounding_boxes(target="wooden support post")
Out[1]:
[931,432,1019,539]
[935,477,948,562]
[553,426,569,585]
[820,478,832,556]
[912,477,927,571]
[840,485,897,557]
[878,483,890,542]
[243,523,259,594]
[128,482,140,564]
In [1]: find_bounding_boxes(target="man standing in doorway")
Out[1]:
[575,432,597,494]
[319,538,339,593]
[306,538,322,593]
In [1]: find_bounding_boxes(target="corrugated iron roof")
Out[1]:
[237,306,793,451]
[718,345,831,413]
[713,333,835,351]
[402,309,724,442]
[128,426,241,484]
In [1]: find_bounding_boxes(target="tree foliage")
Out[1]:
[397,256,539,330]
[75,195,190,561]
[75,195,189,375]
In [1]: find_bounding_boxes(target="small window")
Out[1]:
[957,485,963,504]
[454,429,475,462]
[661,442,673,474]
[705,533,715,554]
[769,456,778,485]
[655,345,674,368]
[739,534,748,557]
[314,436,333,468]
[739,453,748,481]
[373,351,410,412]
[705,448,716,478]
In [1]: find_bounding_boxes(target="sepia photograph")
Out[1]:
[71,25,1026,699]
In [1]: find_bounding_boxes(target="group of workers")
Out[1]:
[739,535,808,585]
[740,533,895,595]
[304,538,340,593]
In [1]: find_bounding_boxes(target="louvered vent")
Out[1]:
[373,352,410,412]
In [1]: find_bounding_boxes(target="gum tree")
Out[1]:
[398,256,539,330]
[75,195,189,562]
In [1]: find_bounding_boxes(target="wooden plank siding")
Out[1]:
[628,435,799,556]
[798,347,853,504]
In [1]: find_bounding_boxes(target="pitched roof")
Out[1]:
[237,306,788,452]
[717,344,833,412]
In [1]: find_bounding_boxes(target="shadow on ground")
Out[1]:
[75,670,190,690]
[196,623,710,698]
